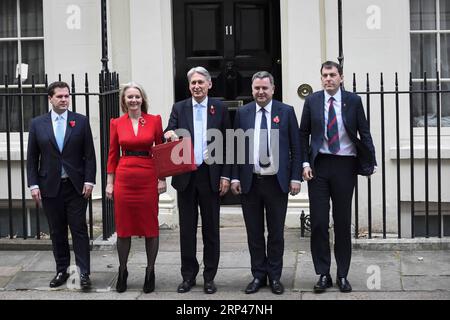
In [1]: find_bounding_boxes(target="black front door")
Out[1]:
[172,0,282,104]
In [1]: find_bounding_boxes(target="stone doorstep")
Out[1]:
[2,232,450,251]
[0,236,113,251]
[352,237,450,250]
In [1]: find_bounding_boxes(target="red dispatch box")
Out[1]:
[152,137,197,179]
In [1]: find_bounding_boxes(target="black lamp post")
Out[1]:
[101,0,109,72]
[337,0,344,71]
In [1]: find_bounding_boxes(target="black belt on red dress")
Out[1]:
[123,150,150,156]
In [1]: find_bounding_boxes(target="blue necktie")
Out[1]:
[259,107,270,168]
[327,97,340,154]
[55,115,67,177]
[194,104,204,165]
[55,115,65,152]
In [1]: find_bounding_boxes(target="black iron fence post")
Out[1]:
[101,0,109,72]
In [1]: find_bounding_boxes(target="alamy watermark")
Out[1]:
[366,265,381,290]
[66,5,81,30]
[170,128,280,171]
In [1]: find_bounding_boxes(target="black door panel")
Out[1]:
[173,0,281,103]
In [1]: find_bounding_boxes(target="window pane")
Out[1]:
[20,0,43,37]
[21,40,45,84]
[410,34,437,78]
[0,0,18,37]
[0,87,47,132]
[410,0,436,30]
[0,41,18,85]
[22,87,48,131]
[412,82,439,127]
[442,82,450,127]
[441,34,450,78]
[441,0,450,29]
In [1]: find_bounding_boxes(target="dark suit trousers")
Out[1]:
[308,154,357,278]
[241,175,288,281]
[177,164,220,282]
[42,179,90,275]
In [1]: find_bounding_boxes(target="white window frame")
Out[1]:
[410,0,450,133]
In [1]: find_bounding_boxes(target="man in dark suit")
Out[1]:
[299,61,376,293]
[231,71,301,295]
[164,66,231,294]
[27,81,96,290]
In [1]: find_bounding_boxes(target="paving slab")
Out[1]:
[0,276,13,288]
[402,276,450,291]
[0,251,39,268]
[0,266,21,277]
[6,271,55,290]
[128,251,181,265]
[400,251,450,276]
[301,291,450,300]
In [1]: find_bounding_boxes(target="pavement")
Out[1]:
[0,226,449,301]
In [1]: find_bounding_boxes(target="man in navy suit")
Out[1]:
[231,71,301,295]
[164,67,231,294]
[27,81,96,290]
[299,61,376,293]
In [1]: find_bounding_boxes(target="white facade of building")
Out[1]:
[1,0,449,236]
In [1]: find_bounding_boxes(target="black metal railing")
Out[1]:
[1,71,448,241]
[0,72,119,241]
[350,72,449,239]
[99,71,120,239]
[299,72,449,239]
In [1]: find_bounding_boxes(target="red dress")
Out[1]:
[107,112,163,237]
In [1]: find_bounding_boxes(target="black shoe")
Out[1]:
[269,280,284,295]
[49,272,70,288]
[336,277,352,293]
[177,279,196,293]
[313,274,333,293]
[116,267,128,293]
[245,278,266,294]
[80,273,91,291]
[204,280,217,294]
[143,267,155,293]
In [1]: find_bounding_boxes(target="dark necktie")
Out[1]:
[327,97,340,154]
[259,107,270,168]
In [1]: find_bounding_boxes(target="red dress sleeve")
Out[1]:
[107,118,120,173]
[155,115,164,146]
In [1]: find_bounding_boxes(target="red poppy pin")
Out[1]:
[139,116,146,127]
[273,116,280,124]
[210,105,216,115]
[69,121,76,127]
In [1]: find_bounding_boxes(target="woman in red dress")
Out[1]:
[105,82,166,293]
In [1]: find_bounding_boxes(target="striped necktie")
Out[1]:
[327,97,340,154]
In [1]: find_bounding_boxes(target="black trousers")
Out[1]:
[42,179,90,275]
[241,174,288,281]
[177,164,220,282]
[308,154,357,278]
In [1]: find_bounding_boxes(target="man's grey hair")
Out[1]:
[252,71,275,86]
[187,66,212,82]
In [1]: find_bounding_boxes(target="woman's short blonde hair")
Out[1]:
[119,82,149,113]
